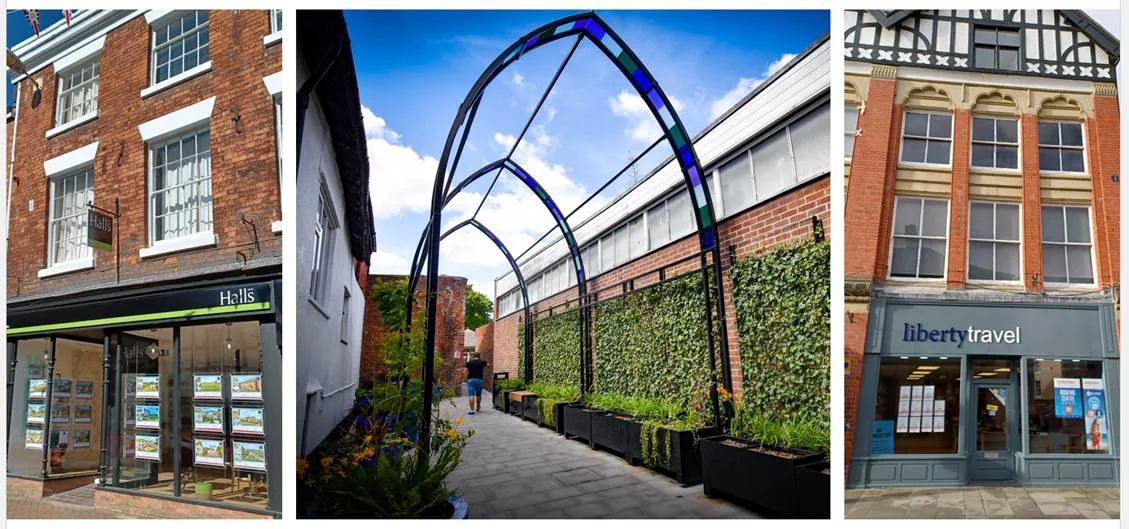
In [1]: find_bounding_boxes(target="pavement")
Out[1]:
[845,485,1120,519]
[443,393,760,519]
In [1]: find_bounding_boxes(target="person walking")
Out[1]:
[465,353,487,415]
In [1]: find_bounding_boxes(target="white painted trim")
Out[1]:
[139,61,213,99]
[139,231,217,259]
[43,141,99,177]
[53,36,105,73]
[144,10,173,24]
[138,96,215,142]
[271,220,284,234]
[37,256,94,278]
[844,60,1097,94]
[263,32,283,48]
[45,112,98,139]
[263,71,283,97]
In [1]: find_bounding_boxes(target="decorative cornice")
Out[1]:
[1094,83,1118,96]
[845,277,873,304]
[871,65,897,79]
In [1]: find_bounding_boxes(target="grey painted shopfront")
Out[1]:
[848,294,1119,488]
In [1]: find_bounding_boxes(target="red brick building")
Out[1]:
[6,9,283,516]
[491,37,831,396]
[844,10,1119,488]
[361,274,467,391]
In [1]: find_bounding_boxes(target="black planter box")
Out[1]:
[562,404,594,442]
[700,435,822,518]
[521,394,540,423]
[507,392,529,417]
[589,412,631,456]
[794,459,830,519]
[493,391,509,412]
[532,401,570,433]
[625,423,720,486]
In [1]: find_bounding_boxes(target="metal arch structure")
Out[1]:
[437,218,535,383]
[411,12,732,454]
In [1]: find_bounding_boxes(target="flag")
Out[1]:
[63,10,72,26]
[24,10,40,37]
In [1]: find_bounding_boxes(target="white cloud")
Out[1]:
[608,90,685,143]
[370,249,409,273]
[363,106,440,220]
[708,52,797,120]
[511,72,530,88]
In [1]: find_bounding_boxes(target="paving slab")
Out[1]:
[846,486,1121,519]
[444,393,762,519]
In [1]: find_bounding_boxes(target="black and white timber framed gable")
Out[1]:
[845,10,1119,82]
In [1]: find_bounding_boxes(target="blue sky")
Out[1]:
[351,10,830,298]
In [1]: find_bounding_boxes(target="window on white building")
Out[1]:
[309,181,338,304]
[55,59,99,127]
[968,202,1020,281]
[48,168,94,266]
[901,111,952,165]
[1042,205,1094,284]
[152,10,210,84]
[149,128,212,243]
[973,27,1020,71]
[890,196,948,279]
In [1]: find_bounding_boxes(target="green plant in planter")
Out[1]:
[583,392,706,468]
[527,383,580,426]
[493,379,525,393]
[730,401,830,455]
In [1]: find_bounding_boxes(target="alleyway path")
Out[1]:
[846,485,1120,518]
[444,392,760,519]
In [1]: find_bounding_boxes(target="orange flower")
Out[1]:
[296,458,308,479]
[454,417,465,427]
[446,428,458,440]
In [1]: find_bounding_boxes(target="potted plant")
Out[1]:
[625,406,719,486]
[527,383,580,433]
[194,481,213,499]
[493,379,524,413]
[700,406,826,518]
[583,393,635,456]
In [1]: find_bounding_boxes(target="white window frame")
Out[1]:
[52,57,100,133]
[899,110,953,166]
[1041,204,1096,286]
[966,201,1022,283]
[309,179,339,308]
[887,196,950,281]
[265,10,283,46]
[145,127,214,246]
[45,168,95,270]
[340,288,351,344]
[970,115,1020,171]
[845,105,859,159]
[142,10,212,98]
[1037,121,1087,175]
[972,26,1021,71]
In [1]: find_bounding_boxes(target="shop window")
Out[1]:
[309,180,339,305]
[871,357,961,455]
[971,116,1019,170]
[889,196,948,279]
[114,328,175,494]
[900,111,952,165]
[1041,205,1093,284]
[48,168,94,266]
[1038,121,1085,173]
[47,337,104,475]
[973,27,1020,71]
[55,59,100,126]
[7,338,52,477]
[1027,359,1108,454]
[845,105,859,158]
[149,128,213,243]
[151,11,210,84]
[968,201,1020,281]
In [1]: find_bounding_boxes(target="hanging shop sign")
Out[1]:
[6,281,273,336]
[87,208,114,251]
[1053,378,1082,418]
[1083,378,1108,451]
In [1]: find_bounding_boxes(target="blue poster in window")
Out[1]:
[1082,378,1108,451]
[1052,378,1081,418]
[872,420,894,455]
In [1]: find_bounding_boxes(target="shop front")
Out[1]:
[6,276,282,517]
[848,295,1119,488]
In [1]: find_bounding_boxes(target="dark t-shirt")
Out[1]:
[465,359,486,380]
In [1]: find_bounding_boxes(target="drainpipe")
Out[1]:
[7,81,21,247]
[296,35,345,171]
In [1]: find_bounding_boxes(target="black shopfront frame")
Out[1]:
[6,277,282,516]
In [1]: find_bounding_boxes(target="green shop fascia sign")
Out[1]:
[7,282,272,336]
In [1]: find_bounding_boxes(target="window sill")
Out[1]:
[263,32,282,47]
[969,167,1021,176]
[1039,170,1089,178]
[139,231,216,259]
[45,112,98,139]
[308,297,331,319]
[897,162,952,172]
[271,220,283,234]
[38,257,94,278]
[140,61,213,99]
[1042,282,1098,291]
[966,279,1025,289]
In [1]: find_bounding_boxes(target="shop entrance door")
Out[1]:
[969,379,1017,481]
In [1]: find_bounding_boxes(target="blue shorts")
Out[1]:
[466,378,483,397]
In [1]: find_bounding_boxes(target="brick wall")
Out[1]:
[359,274,467,389]
[8,11,282,299]
[493,176,831,395]
[93,488,273,519]
[475,322,496,389]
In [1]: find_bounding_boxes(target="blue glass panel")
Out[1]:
[688,166,702,187]
[554,22,572,35]
[646,89,664,110]
[524,35,539,51]
[692,185,707,209]
[602,37,622,58]
[586,20,607,41]
[679,145,693,166]
[631,69,652,93]
[658,106,676,128]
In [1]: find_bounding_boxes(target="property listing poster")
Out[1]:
[896,386,910,433]
[1053,378,1082,418]
[921,386,935,433]
[1082,378,1108,451]
[909,386,923,433]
